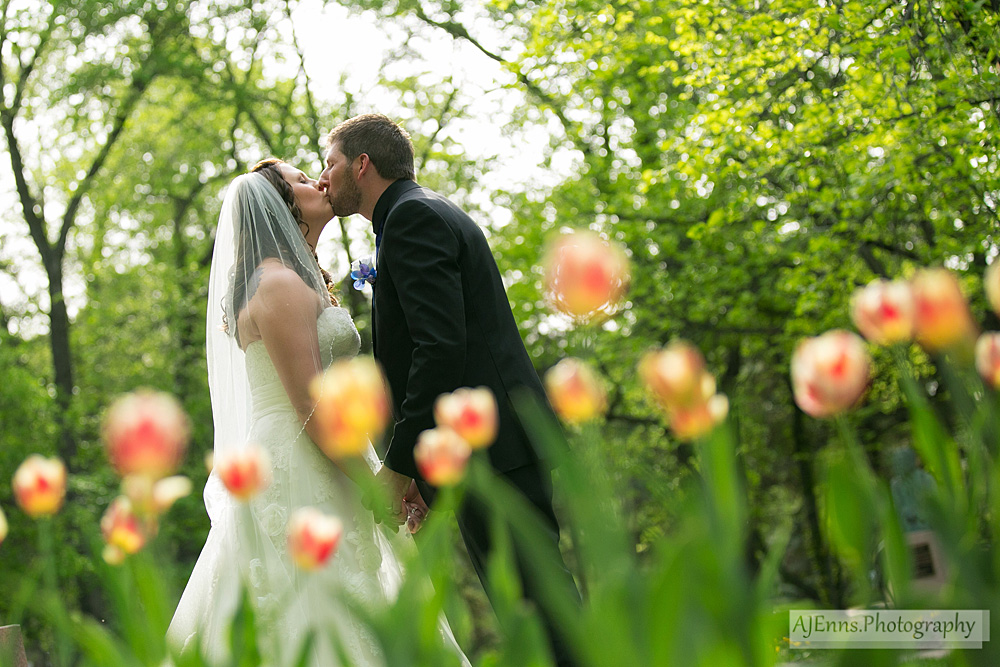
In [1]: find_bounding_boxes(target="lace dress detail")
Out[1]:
[168,307,470,666]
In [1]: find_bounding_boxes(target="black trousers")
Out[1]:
[418,464,579,667]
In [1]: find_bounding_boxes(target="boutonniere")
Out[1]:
[351,257,377,290]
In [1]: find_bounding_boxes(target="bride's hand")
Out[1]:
[403,480,429,534]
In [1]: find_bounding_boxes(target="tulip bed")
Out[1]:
[2,234,1000,666]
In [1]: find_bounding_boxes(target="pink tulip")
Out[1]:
[101,497,146,556]
[985,262,1000,318]
[311,358,391,458]
[791,330,870,418]
[911,268,977,351]
[287,507,343,571]
[216,446,271,501]
[544,231,630,321]
[414,427,472,487]
[12,455,67,518]
[850,279,915,345]
[976,333,1000,389]
[667,394,730,441]
[434,387,499,449]
[103,390,190,479]
[544,358,608,424]
[639,341,714,411]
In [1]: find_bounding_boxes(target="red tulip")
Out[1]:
[912,268,977,352]
[12,455,67,518]
[850,279,915,345]
[101,496,146,556]
[287,507,343,571]
[216,446,271,501]
[414,427,472,487]
[976,333,1000,389]
[667,395,730,441]
[103,390,189,479]
[311,358,391,458]
[544,230,630,321]
[639,341,714,411]
[791,330,870,418]
[434,387,498,449]
[545,358,607,424]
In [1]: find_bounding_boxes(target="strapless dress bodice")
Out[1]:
[245,307,361,411]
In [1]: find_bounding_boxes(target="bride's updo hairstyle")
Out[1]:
[248,158,339,305]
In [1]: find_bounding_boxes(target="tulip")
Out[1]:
[12,455,67,518]
[976,333,1000,389]
[434,387,499,449]
[311,358,391,458]
[791,330,870,418]
[544,358,608,424]
[850,279,915,345]
[103,545,126,566]
[985,262,1000,318]
[639,341,714,410]
[544,230,630,321]
[667,394,730,441]
[101,497,146,556]
[287,506,343,571]
[103,390,190,479]
[911,268,977,351]
[216,446,272,501]
[414,427,472,487]
[0,505,7,547]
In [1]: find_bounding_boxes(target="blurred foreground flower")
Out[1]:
[103,390,190,479]
[545,358,607,424]
[311,358,391,458]
[640,342,728,440]
[850,279,915,345]
[544,230,630,322]
[791,330,870,418]
[976,333,1000,389]
[287,507,343,571]
[216,446,272,501]
[123,474,192,516]
[985,262,1000,318]
[101,497,147,560]
[912,268,977,352]
[12,455,67,518]
[414,427,472,486]
[0,505,7,546]
[434,387,498,449]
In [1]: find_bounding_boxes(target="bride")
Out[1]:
[167,159,468,666]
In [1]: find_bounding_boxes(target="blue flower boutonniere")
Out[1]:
[351,257,377,290]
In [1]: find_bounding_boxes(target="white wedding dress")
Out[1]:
[168,306,469,666]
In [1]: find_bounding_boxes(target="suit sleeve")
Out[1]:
[381,199,467,479]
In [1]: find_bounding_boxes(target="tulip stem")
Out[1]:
[37,517,71,667]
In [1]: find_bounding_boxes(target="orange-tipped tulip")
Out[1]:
[667,394,730,441]
[0,505,7,546]
[103,390,189,479]
[545,358,608,424]
[216,446,271,501]
[311,358,391,458]
[434,387,499,449]
[850,279,915,345]
[985,262,1000,318]
[640,341,714,410]
[976,333,1000,389]
[12,455,67,518]
[912,268,977,352]
[544,230,630,321]
[287,507,343,571]
[101,497,146,556]
[414,427,472,487]
[791,330,870,418]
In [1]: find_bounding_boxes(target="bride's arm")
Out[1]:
[250,266,375,486]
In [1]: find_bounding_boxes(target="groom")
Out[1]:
[318,113,578,666]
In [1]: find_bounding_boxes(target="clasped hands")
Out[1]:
[364,465,429,533]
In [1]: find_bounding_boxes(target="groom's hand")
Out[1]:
[369,466,411,527]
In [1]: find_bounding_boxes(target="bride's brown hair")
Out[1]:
[250,158,339,306]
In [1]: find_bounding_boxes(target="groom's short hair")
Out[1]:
[326,114,415,181]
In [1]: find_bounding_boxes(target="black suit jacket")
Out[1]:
[371,179,547,482]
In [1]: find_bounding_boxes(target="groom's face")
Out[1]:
[319,144,362,217]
